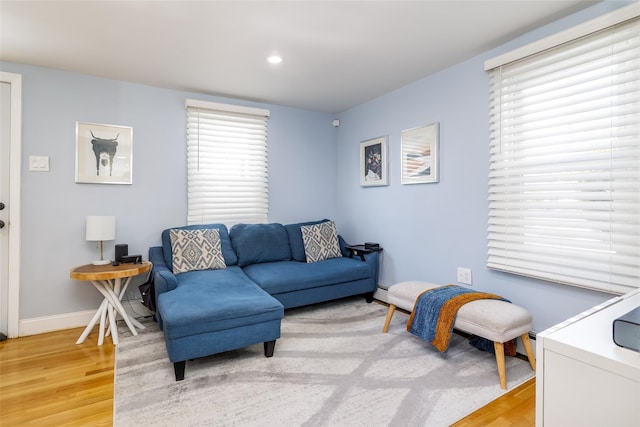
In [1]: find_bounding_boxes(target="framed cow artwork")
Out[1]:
[75,122,133,185]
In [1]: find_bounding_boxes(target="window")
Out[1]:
[485,11,639,295]
[186,99,270,226]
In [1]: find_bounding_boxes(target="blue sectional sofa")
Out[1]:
[148,220,380,380]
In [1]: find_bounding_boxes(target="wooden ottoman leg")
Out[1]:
[382,304,397,333]
[494,341,507,389]
[520,333,536,371]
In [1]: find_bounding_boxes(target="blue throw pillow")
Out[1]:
[230,223,292,267]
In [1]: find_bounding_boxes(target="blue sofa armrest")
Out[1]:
[149,246,178,296]
[338,235,350,256]
[338,236,380,287]
[149,246,178,326]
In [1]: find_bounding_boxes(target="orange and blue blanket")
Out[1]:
[407,284,515,354]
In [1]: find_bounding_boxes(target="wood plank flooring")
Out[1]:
[0,327,535,426]
[451,378,536,427]
[0,328,114,427]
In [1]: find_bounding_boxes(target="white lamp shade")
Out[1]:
[86,216,116,241]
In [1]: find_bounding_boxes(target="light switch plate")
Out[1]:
[29,156,50,172]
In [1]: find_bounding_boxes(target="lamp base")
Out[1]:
[92,259,111,266]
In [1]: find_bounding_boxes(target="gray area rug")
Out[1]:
[114,297,534,426]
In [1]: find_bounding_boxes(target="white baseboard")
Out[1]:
[17,300,153,337]
[18,310,96,337]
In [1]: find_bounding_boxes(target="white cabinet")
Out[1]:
[536,288,640,427]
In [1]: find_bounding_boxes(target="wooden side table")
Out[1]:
[70,261,152,346]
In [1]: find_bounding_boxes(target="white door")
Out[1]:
[0,72,22,339]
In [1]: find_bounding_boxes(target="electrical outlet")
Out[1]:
[457,267,472,285]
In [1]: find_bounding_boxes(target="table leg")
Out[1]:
[107,303,119,345]
[104,277,125,338]
[105,311,112,338]
[76,298,109,344]
[93,279,139,337]
[116,277,145,330]
[127,314,145,330]
[73,264,151,346]
[105,304,145,331]
[98,300,107,345]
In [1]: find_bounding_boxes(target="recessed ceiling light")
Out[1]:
[267,55,283,64]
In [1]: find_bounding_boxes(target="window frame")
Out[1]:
[185,99,270,227]
[484,8,640,295]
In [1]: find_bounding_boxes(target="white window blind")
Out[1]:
[486,16,640,295]
[186,99,270,226]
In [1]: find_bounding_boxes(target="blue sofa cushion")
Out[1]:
[243,257,371,295]
[157,266,283,340]
[284,219,329,262]
[230,223,291,267]
[162,223,237,270]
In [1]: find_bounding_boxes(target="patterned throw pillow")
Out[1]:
[301,221,342,263]
[170,228,226,273]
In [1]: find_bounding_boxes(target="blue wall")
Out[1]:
[1,1,632,332]
[334,1,631,332]
[0,62,337,319]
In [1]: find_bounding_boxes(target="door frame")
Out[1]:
[1,72,22,338]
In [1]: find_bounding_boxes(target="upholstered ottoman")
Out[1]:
[382,281,536,389]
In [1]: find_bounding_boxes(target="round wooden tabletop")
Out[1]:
[70,261,152,281]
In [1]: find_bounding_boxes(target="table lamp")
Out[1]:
[86,215,116,265]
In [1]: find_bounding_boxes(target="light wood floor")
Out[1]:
[0,328,114,427]
[0,327,535,426]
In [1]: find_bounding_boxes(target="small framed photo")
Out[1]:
[401,122,439,184]
[360,135,388,187]
[76,122,133,184]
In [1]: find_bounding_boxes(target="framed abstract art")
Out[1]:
[401,122,439,184]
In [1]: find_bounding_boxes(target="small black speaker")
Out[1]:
[115,244,128,262]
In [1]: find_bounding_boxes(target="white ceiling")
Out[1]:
[0,1,599,113]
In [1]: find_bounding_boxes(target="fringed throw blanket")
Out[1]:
[407,285,516,355]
